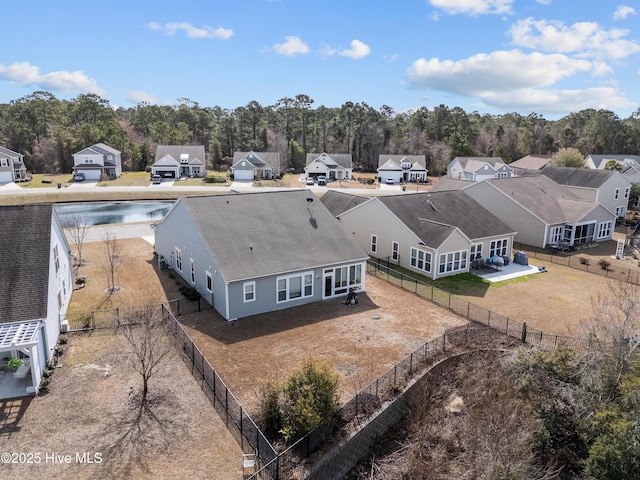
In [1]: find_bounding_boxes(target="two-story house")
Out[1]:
[0,146,27,182]
[231,151,281,180]
[150,145,206,179]
[72,143,122,180]
[304,153,352,181]
[377,155,428,184]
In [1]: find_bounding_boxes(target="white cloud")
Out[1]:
[613,5,636,20]
[148,21,233,39]
[0,61,105,96]
[338,40,371,60]
[407,50,594,95]
[480,87,634,113]
[272,36,310,56]
[320,44,337,57]
[429,0,514,16]
[127,90,158,104]
[509,18,640,59]
[536,0,552,4]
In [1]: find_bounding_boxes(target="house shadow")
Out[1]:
[178,291,379,345]
[0,396,33,437]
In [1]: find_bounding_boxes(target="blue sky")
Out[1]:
[2,0,639,118]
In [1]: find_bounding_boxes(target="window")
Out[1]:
[614,188,620,200]
[84,156,93,164]
[277,272,313,303]
[598,221,612,239]
[205,272,213,292]
[410,247,432,273]
[175,248,182,271]
[190,259,195,284]
[53,244,60,273]
[244,281,255,302]
[549,226,563,244]
[616,206,624,218]
[0,158,7,167]
[439,250,468,274]
[489,239,508,257]
[470,243,483,260]
[107,155,113,160]
[392,241,399,261]
[625,187,630,199]
[370,235,377,254]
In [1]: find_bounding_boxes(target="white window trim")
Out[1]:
[624,187,630,199]
[370,234,377,254]
[276,271,314,304]
[190,259,195,284]
[175,248,183,272]
[410,247,432,273]
[597,221,612,239]
[205,271,213,292]
[614,188,620,200]
[243,281,256,303]
[470,243,483,260]
[489,238,509,258]
[392,241,399,261]
[438,250,468,274]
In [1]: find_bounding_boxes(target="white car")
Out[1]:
[306,177,315,185]
[385,177,395,184]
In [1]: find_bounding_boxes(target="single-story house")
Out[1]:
[231,151,281,180]
[584,154,640,171]
[509,154,552,176]
[153,190,368,321]
[542,167,632,219]
[463,176,616,249]
[447,157,514,181]
[304,153,352,181]
[0,204,73,398]
[377,155,428,184]
[0,146,27,182]
[320,190,368,217]
[151,145,205,179]
[326,191,517,280]
[72,143,122,180]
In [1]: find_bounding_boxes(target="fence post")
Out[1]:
[177,299,181,316]
[240,409,244,450]
[506,317,509,335]
[409,353,413,374]
[521,322,527,343]
[443,334,446,351]
[467,302,470,319]
[488,310,491,328]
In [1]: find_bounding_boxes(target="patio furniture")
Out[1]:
[13,360,31,379]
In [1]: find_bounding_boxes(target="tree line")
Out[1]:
[2,90,640,176]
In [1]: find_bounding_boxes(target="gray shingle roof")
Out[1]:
[586,154,640,169]
[0,204,53,323]
[155,145,205,165]
[176,190,368,282]
[377,155,426,168]
[429,178,475,192]
[509,154,552,171]
[542,166,618,189]
[233,152,281,173]
[306,153,352,169]
[479,176,600,224]
[319,190,368,216]
[377,191,516,243]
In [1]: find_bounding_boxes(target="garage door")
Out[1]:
[0,171,13,182]
[233,169,254,180]
[78,169,102,181]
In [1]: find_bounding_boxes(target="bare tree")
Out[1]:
[63,213,90,275]
[102,230,124,293]
[121,305,173,408]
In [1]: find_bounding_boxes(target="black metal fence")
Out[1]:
[160,304,280,479]
[62,297,207,331]
[366,259,594,353]
[513,242,640,285]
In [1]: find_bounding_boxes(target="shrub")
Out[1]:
[75,275,86,285]
[204,175,226,183]
[366,178,375,185]
[41,178,52,184]
[7,358,24,372]
[579,257,590,265]
[179,284,200,301]
[598,259,611,270]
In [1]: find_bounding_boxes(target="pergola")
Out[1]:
[0,320,41,395]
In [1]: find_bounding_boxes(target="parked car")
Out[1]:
[306,177,315,185]
[152,175,162,184]
[317,176,327,185]
[73,172,85,182]
[385,177,395,184]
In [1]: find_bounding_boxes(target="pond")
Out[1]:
[55,201,174,227]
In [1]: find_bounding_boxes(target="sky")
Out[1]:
[2,0,640,119]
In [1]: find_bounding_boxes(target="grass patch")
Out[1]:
[97,171,149,187]
[21,173,74,188]
[551,296,564,302]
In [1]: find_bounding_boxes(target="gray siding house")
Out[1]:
[0,204,73,398]
[463,176,616,249]
[231,152,281,180]
[0,146,27,182]
[153,190,368,321]
[327,191,517,280]
[151,145,205,179]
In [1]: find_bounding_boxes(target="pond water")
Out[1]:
[55,201,174,226]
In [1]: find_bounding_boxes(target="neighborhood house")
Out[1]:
[0,204,72,398]
[150,145,205,179]
[377,155,428,185]
[153,190,368,321]
[304,153,353,182]
[0,146,28,182]
[231,151,281,180]
[72,143,122,180]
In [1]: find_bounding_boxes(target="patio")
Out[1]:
[0,370,33,399]
[0,320,41,400]
[471,260,543,283]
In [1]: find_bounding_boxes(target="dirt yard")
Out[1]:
[0,331,243,479]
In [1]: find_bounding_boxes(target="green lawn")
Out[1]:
[96,171,149,187]
[20,173,75,188]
